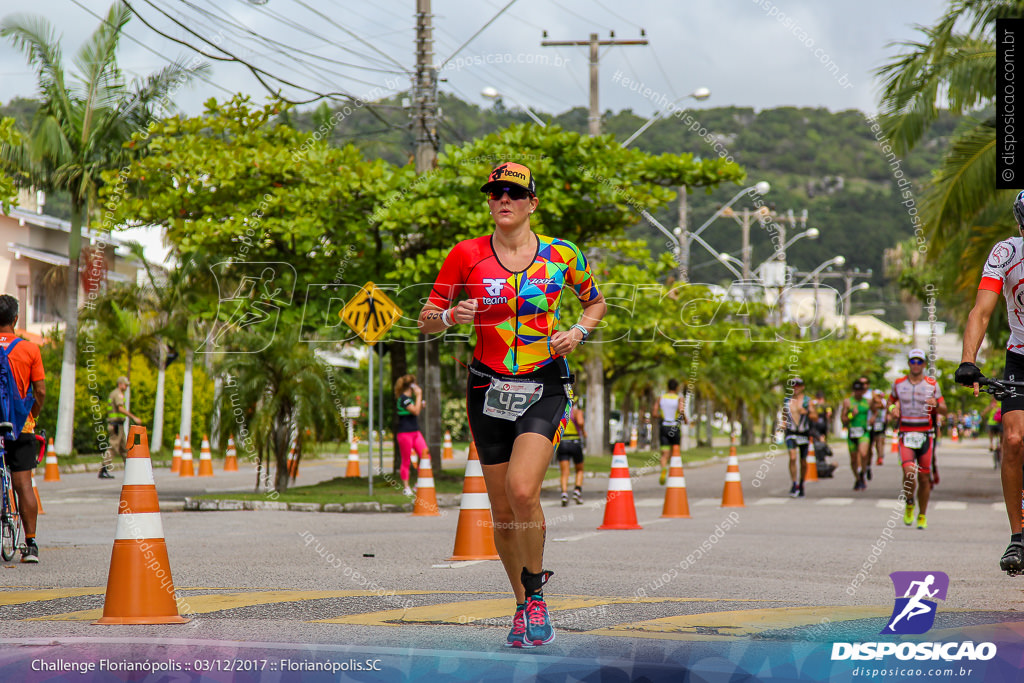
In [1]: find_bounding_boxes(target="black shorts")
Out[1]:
[1005,350,1024,415]
[467,359,571,466]
[659,423,681,447]
[4,432,44,473]
[556,439,584,465]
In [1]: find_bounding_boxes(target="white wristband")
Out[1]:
[441,308,453,327]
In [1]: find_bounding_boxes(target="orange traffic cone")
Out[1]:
[197,436,214,477]
[170,434,182,474]
[178,435,194,477]
[412,454,440,517]
[32,474,43,515]
[598,443,643,530]
[224,436,239,472]
[94,426,189,624]
[661,445,690,518]
[286,442,299,480]
[721,448,745,508]
[951,426,959,442]
[804,441,819,482]
[43,438,59,482]
[345,438,360,477]
[891,432,899,454]
[629,426,638,451]
[442,430,454,460]
[448,442,499,560]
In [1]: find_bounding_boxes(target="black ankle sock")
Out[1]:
[521,568,553,597]
[1012,533,1022,545]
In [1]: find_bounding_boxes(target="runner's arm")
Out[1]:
[961,289,1000,395]
[30,378,44,419]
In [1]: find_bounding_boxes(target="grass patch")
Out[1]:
[192,469,466,506]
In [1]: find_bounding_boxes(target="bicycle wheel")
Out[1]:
[1,513,15,562]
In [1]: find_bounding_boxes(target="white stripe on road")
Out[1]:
[754,498,788,505]
[432,560,488,569]
[553,532,600,542]
[816,498,854,506]
[933,501,968,511]
[694,498,719,506]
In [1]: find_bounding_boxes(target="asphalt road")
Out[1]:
[3,438,1024,682]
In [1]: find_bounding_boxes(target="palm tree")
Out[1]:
[875,1,1024,296]
[216,333,344,492]
[0,3,207,456]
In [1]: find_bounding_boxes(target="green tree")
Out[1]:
[0,2,206,456]
[876,1,1023,310]
[0,117,19,210]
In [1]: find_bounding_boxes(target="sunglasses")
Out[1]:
[487,185,532,201]
[909,359,925,365]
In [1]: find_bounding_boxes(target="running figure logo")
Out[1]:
[881,571,949,635]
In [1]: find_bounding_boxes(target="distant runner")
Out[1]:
[891,349,947,530]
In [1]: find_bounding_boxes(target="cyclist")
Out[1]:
[654,379,686,485]
[957,190,1024,570]
[782,377,815,498]
[841,379,871,491]
[891,349,947,529]
[419,162,607,647]
[0,295,45,563]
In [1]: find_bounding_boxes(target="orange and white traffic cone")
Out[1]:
[170,434,182,474]
[448,442,499,560]
[43,438,59,482]
[661,445,690,518]
[442,430,454,460]
[345,438,361,478]
[412,454,440,517]
[891,432,899,454]
[721,449,745,508]
[951,427,959,442]
[223,436,239,472]
[178,435,194,477]
[629,427,638,451]
[32,474,43,515]
[804,441,819,483]
[197,436,214,477]
[287,442,298,480]
[94,425,189,624]
[598,443,643,530]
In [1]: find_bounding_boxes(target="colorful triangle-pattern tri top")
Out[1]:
[428,234,601,375]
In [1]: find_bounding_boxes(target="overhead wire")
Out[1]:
[233,0,405,72]
[66,0,235,97]
[290,0,409,74]
[124,0,401,119]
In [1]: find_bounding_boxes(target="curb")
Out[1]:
[182,493,461,513]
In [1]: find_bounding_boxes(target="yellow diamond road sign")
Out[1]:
[340,282,403,345]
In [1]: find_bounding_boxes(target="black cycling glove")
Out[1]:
[954,362,982,387]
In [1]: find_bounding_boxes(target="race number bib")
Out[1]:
[848,427,865,439]
[483,378,544,421]
[903,432,927,449]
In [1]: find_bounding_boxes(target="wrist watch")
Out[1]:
[570,324,590,344]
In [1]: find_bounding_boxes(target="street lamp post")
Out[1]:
[792,256,846,335]
[620,87,711,148]
[841,281,871,337]
[481,87,547,127]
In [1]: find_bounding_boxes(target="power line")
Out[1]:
[438,0,519,70]
[123,0,399,117]
[232,0,406,72]
[66,0,235,97]
[290,0,410,74]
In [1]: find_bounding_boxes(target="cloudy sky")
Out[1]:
[0,0,942,120]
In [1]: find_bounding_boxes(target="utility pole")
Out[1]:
[541,30,647,457]
[677,188,688,282]
[414,0,443,467]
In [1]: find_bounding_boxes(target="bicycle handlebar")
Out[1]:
[975,376,1024,400]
